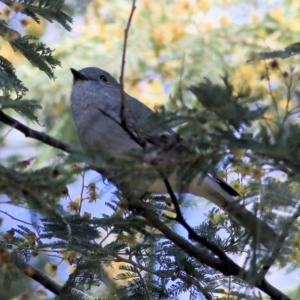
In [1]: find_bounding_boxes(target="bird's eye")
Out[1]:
[99,75,108,82]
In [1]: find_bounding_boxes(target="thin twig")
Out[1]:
[0,210,43,228]
[264,60,280,121]
[117,0,147,148]
[177,53,187,108]
[129,200,292,300]
[98,107,144,147]
[119,0,137,124]
[162,179,239,269]
[0,96,292,299]
[258,201,300,279]
[77,169,86,215]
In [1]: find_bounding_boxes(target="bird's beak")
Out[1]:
[70,68,87,81]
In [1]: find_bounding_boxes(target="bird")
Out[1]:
[70,67,278,249]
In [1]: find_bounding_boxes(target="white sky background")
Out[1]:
[0,0,299,299]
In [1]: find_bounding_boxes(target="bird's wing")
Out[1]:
[125,96,241,194]
[100,91,177,147]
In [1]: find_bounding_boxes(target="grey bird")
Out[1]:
[70,67,277,249]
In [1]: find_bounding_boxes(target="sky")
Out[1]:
[0,0,298,299]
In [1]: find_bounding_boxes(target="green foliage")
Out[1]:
[0,56,27,97]
[1,1,300,300]
[1,98,41,121]
[256,41,300,60]
[189,76,266,129]
[10,35,60,79]
[0,0,72,129]
[0,163,73,214]
[0,21,61,79]
[2,0,72,31]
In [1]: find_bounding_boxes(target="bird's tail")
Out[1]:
[189,175,278,250]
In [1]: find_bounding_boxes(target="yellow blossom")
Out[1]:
[70,163,81,172]
[25,232,37,245]
[229,180,244,194]
[231,148,246,160]
[0,249,10,264]
[45,262,58,277]
[170,22,185,41]
[4,229,14,243]
[87,183,100,202]
[62,186,69,199]
[68,265,76,274]
[220,15,230,27]
[288,182,299,193]
[0,246,7,257]
[278,98,293,110]
[19,293,29,300]
[289,18,300,32]
[206,211,215,222]
[252,167,263,180]
[2,263,14,273]
[256,29,266,38]
[36,290,47,297]
[31,250,39,257]
[61,249,77,265]
[83,212,91,219]
[0,8,10,23]
[11,2,25,12]
[269,6,283,22]
[67,200,80,213]
[247,51,259,62]
[142,0,149,9]
[232,64,256,87]
[212,213,227,224]
[255,85,268,97]
[263,111,275,121]
[24,265,35,276]
[240,164,253,176]
[250,14,260,23]
[283,71,300,93]
[293,233,300,247]
[4,29,19,41]
[269,59,280,70]
[22,17,47,37]
[203,22,213,31]
[117,199,128,210]
[152,27,164,45]
[105,261,130,284]
[119,233,138,248]
[292,249,300,263]
[197,0,211,12]
[217,170,226,179]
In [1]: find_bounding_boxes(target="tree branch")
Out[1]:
[118,0,144,147]
[162,179,239,268]
[0,110,79,154]
[0,108,292,300]
[0,209,43,228]
[129,200,292,300]
[12,253,82,299]
[258,201,300,279]
[128,199,230,273]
